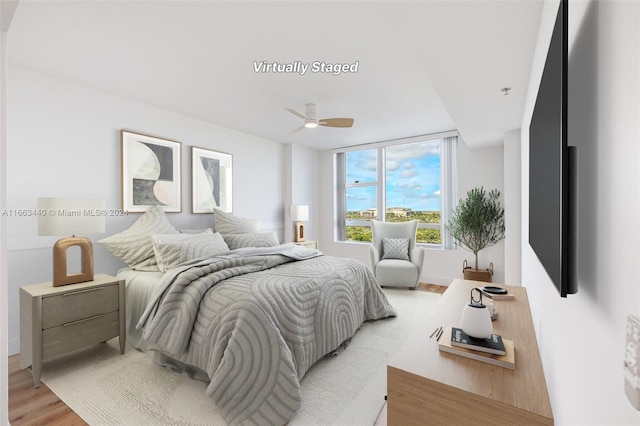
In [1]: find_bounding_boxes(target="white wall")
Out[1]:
[318,138,505,286]
[1,1,19,421]
[0,24,9,426]
[504,128,522,284]
[6,66,286,355]
[522,1,640,424]
[283,144,320,244]
[292,144,320,243]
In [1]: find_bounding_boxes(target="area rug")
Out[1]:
[40,288,440,426]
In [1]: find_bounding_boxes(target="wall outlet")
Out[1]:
[624,314,640,410]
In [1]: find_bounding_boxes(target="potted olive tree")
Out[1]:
[446,187,505,282]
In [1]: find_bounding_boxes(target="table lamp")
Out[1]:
[291,205,309,242]
[37,197,106,286]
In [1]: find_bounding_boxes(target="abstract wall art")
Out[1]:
[121,130,182,212]
[191,146,233,213]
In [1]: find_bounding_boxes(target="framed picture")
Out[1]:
[121,130,182,213]
[191,146,233,213]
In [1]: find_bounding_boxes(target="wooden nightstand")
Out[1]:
[20,274,126,387]
[294,240,318,249]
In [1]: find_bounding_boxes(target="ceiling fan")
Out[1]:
[285,103,354,134]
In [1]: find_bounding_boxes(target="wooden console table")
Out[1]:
[387,279,553,425]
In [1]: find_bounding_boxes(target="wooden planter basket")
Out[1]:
[462,260,494,283]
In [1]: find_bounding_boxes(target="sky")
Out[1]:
[346,140,441,212]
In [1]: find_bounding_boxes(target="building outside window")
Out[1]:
[335,132,458,248]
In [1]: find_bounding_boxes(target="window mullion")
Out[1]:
[378,147,385,222]
[346,182,377,189]
[336,152,346,241]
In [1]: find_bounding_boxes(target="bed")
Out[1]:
[101,207,396,426]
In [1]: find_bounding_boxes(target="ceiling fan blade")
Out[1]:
[285,107,310,120]
[319,118,354,128]
[289,125,305,134]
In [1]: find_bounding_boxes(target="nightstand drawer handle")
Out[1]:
[63,314,105,327]
[62,288,103,297]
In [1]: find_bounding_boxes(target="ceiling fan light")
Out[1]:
[304,121,318,129]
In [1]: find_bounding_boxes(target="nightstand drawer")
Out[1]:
[42,310,119,360]
[42,284,119,329]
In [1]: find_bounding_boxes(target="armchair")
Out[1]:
[369,219,424,289]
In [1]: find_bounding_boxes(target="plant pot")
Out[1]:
[462,260,493,283]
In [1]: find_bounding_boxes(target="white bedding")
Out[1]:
[118,249,395,425]
[118,267,164,351]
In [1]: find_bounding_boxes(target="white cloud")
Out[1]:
[347,192,373,202]
[387,160,399,171]
[362,159,377,171]
[396,181,422,191]
[400,169,418,178]
[386,142,440,162]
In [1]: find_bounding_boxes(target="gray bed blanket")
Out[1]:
[137,244,396,425]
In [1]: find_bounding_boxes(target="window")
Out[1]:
[335,133,458,248]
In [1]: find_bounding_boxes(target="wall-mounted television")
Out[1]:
[529,0,577,297]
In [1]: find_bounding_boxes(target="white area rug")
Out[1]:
[40,289,440,425]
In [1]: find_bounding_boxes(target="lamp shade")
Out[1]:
[37,198,106,236]
[291,205,309,222]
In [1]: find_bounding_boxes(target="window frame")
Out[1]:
[334,131,458,249]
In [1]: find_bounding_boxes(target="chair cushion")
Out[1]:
[375,259,419,287]
[381,238,410,260]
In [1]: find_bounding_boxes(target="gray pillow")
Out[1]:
[381,238,410,261]
[151,231,229,272]
[223,232,279,250]
[213,208,261,234]
[98,206,178,270]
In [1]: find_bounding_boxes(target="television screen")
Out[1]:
[529,0,576,297]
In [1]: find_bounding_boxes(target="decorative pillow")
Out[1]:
[98,206,178,270]
[179,228,214,234]
[223,232,279,250]
[213,208,261,234]
[381,238,410,261]
[151,231,229,272]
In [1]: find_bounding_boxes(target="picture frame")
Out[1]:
[191,146,233,213]
[121,130,182,213]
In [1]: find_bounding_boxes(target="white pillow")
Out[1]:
[98,206,178,270]
[213,208,261,234]
[151,231,230,272]
[381,238,410,261]
[223,232,279,250]
[179,228,213,234]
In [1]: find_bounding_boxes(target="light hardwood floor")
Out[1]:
[8,283,447,425]
[8,355,85,426]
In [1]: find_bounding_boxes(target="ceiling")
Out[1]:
[7,0,543,151]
